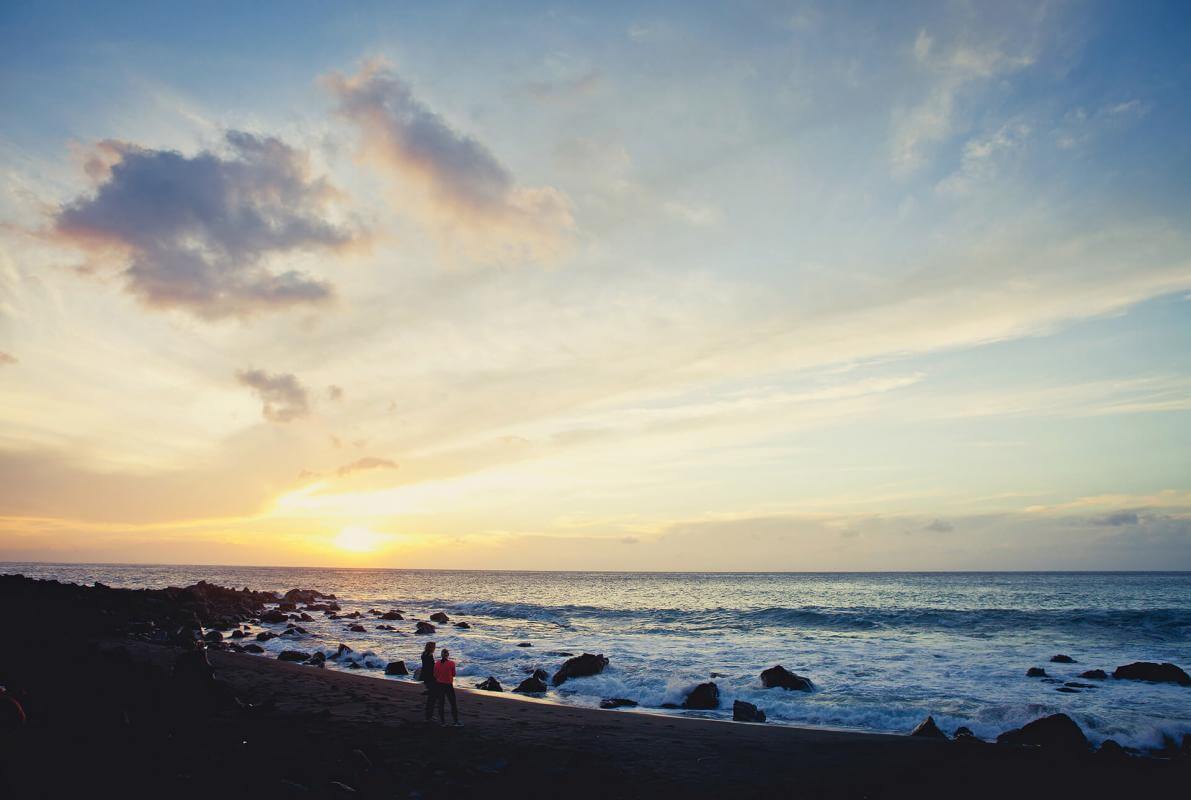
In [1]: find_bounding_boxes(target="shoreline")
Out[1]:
[1,574,1189,798]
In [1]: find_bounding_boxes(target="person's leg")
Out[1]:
[446,686,458,723]
[435,684,446,722]
[424,682,436,720]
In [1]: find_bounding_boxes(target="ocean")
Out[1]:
[6,564,1189,749]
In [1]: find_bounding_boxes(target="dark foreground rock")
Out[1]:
[384,661,408,676]
[1112,662,1191,686]
[1026,667,1048,677]
[600,698,638,709]
[733,700,766,723]
[475,677,502,691]
[683,682,719,710]
[910,716,947,739]
[278,650,311,662]
[996,713,1089,752]
[512,676,548,694]
[760,665,814,691]
[429,612,450,623]
[552,653,609,686]
[414,622,436,634]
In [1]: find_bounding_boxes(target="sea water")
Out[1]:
[6,564,1189,749]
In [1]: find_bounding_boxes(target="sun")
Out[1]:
[333,525,384,553]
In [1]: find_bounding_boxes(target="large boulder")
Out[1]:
[996,713,1090,752]
[429,612,450,623]
[380,611,403,621]
[1026,667,1048,677]
[277,650,311,662]
[384,660,408,676]
[1112,662,1191,686]
[475,677,502,692]
[513,676,548,694]
[760,665,814,692]
[732,700,766,722]
[1080,669,1107,680]
[910,716,947,739]
[260,609,288,624]
[600,698,638,709]
[243,644,265,654]
[1050,654,1076,664]
[683,682,719,710]
[255,631,277,642]
[308,651,326,667]
[348,624,366,633]
[415,622,436,635]
[552,653,609,686]
[454,621,471,629]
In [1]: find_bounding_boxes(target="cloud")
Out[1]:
[924,518,954,532]
[235,368,310,422]
[324,59,573,264]
[335,456,398,477]
[0,351,16,366]
[53,131,357,319]
[1092,510,1141,527]
[936,120,1031,194]
[327,385,344,401]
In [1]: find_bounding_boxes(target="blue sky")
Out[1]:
[1,1,1189,568]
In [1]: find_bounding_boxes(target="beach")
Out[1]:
[1,574,1189,799]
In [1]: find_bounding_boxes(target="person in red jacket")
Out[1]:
[432,649,460,726]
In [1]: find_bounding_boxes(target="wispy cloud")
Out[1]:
[235,368,310,423]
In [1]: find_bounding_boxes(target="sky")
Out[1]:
[1,1,1189,570]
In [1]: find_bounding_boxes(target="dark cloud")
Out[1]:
[0,351,16,366]
[1092,509,1141,526]
[335,456,398,477]
[925,518,954,532]
[54,131,356,319]
[235,368,310,422]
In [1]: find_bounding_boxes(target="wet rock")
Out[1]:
[243,644,265,654]
[453,621,470,629]
[414,622,436,635]
[996,713,1089,752]
[298,613,314,622]
[660,702,680,709]
[384,661,408,676]
[429,612,450,623]
[552,653,609,686]
[348,624,366,633]
[475,677,502,691]
[600,698,638,709]
[308,652,326,667]
[1112,661,1191,686]
[1026,667,1048,678]
[277,602,297,613]
[1064,681,1097,689]
[380,611,403,620]
[260,609,288,624]
[531,669,548,682]
[283,588,336,604]
[331,643,353,660]
[256,631,277,642]
[203,630,223,642]
[517,642,533,647]
[367,609,382,615]
[760,665,814,692]
[1097,739,1129,761]
[342,611,362,619]
[733,700,766,723]
[1056,687,1079,693]
[954,726,977,742]
[683,682,719,710]
[1080,669,1107,680]
[549,651,574,657]
[278,650,311,662]
[910,716,947,739]
[513,676,548,694]
[1050,654,1076,664]
[230,629,245,639]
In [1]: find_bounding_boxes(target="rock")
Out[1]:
[1064,682,1097,689]
[1097,739,1129,761]
[277,602,297,613]
[384,661,408,676]
[996,713,1089,752]
[517,642,533,647]
[600,698,638,709]
[910,716,947,739]
[367,609,382,615]
[1112,661,1191,686]
[453,621,470,629]
[733,700,766,722]
[549,651,574,657]
[243,644,265,654]
[552,653,609,686]
[348,624,366,633]
[230,629,245,639]
[429,612,450,623]
[760,665,814,692]
[256,631,277,642]
[278,650,311,662]
[380,611,403,620]
[475,677,502,691]
[513,676,548,694]
[531,669,548,682]
[203,630,223,642]
[298,613,314,622]
[954,726,977,741]
[1050,654,1076,663]
[1080,669,1107,680]
[283,588,336,604]
[308,652,326,667]
[260,609,288,624]
[660,703,680,709]
[414,621,436,634]
[1056,687,1079,693]
[342,611,362,619]
[331,643,353,659]
[1026,667,1048,677]
[683,682,719,710]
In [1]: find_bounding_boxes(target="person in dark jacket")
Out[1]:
[420,641,437,721]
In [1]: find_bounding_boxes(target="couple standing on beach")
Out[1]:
[421,641,460,725]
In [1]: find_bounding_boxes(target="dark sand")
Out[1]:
[1,575,1187,799]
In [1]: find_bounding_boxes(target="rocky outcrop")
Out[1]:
[1080,669,1107,680]
[732,700,766,722]
[277,650,311,662]
[429,612,450,623]
[1112,662,1191,686]
[453,621,470,629]
[415,622,436,634]
[260,609,289,624]
[1050,654,1076,663]
[243,644,265,653]
[283,588,336,604]
[683,682,719,710]
[348,624,366,632]
[475,677,502,691]
[910,716,947,739]
[513,676,548,694]
[380,611,403,620]
[255,631,276,642]
[1026,667,1048,677]
[996,713,1089,752]
[600,698,638,709]
[760,665,814,691]
[552,653,609,686]
[384,661,408,676]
